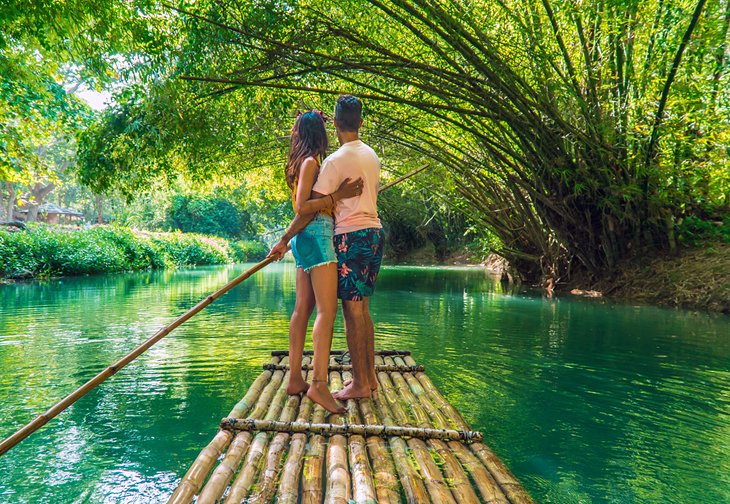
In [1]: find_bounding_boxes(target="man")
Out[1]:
[269,94,384,400]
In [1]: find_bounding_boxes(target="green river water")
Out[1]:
[0,263,728,503]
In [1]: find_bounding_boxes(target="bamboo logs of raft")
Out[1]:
[167,350,534,503]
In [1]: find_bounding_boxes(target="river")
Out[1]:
[0,263,728,503]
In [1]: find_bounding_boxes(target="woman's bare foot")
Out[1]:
[287,377,309,396]
[333,381,371,400]
[307,381,345,414]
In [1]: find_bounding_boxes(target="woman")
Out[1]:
[275,110,361,413]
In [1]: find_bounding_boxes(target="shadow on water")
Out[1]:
[0,263,728,503]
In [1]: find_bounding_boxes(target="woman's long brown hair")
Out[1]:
[285,111,328,190]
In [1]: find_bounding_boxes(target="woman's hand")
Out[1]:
[335,177,364,201]
[267,239,289,261]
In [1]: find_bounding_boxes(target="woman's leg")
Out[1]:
[307,262,345,413]
[287,267,315,395]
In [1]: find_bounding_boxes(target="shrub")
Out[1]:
[229,240,268,262]
[0,224,267,278]
[677,215,730,246]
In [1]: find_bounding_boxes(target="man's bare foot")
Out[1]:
[343,378,378,392]
[333,381,371,400]
[286,378,309,396]
[307,382,345,414]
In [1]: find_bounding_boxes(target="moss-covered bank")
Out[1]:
[0,224,268,279]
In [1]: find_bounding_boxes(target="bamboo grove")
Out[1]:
[170,0,730,282]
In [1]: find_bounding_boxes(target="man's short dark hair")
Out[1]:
[335,94,362,132]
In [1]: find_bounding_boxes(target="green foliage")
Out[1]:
[0,224,265,279]
[228,240,268,262]
[677,215,730,246]
[379,185,474,261]
[166,192,255,239]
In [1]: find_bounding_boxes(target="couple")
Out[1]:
[268,95,384,414]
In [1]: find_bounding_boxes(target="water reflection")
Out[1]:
[0,264,728,502]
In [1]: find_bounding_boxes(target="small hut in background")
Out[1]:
[14,203,85,224]
[39,203,84,224]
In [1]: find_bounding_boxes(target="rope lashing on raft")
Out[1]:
[220,417,484,443]
[262,363,425,372]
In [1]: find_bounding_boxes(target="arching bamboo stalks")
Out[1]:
[196,357,300,503]
[166,356,282,504]
[324,368,351,504]
[224,366,291,503]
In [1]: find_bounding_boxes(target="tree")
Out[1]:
[164,0,728,281]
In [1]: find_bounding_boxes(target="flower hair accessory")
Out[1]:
[296,109,328,123]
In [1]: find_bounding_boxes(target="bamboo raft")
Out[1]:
[167,350,534,503]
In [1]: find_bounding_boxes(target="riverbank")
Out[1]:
[583,242,730,315]
[0,224,267,279]
[395,242,729,314]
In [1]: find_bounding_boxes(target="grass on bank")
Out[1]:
[0,224,268,279]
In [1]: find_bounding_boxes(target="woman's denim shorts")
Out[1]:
[290,213,336,273]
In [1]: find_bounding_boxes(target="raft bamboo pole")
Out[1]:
[271,349,410,357]
[384,356,479,504]
[356,396,401,502]
[368,359,429,503]
[194,358,296,503]
[374,359,456,503]
[346,368,400,503]
[225,367,292,502]
[166,356,282,504]
[301,389,328,504]
[263,363,424,372]
[274,370,317,504]
[394,357,508,503]
[340,369,377,503]
[247,368,312,503]
[0,256,277,457]
[324,367,351,504]
[402,356,534,504]
[219,417,483,442]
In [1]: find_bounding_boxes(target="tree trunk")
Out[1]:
[95,194,103,224]
[27,182,55,222]
[6,182,16,221]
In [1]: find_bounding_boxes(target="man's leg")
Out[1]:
[363,297,377,390]
[333,299,371,400]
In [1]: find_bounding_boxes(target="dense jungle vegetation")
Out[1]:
[2,0,728,287]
